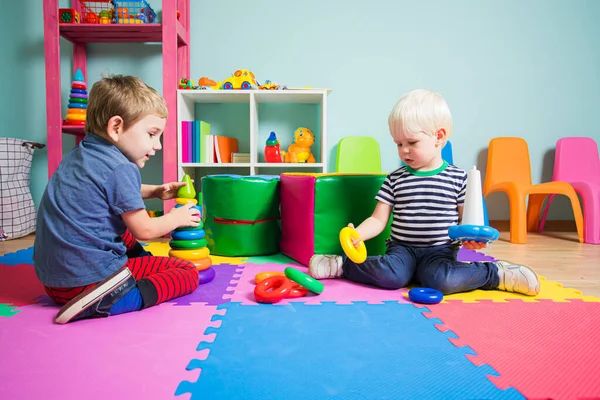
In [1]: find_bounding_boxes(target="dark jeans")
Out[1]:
[342,240,500,294]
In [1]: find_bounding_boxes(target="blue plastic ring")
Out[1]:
[198,267,215,284]
[68,103,87,109]
[70,88,87,94]
[174,204,202,213]
[448,224,500,243]
[408,288,444,304]
[171,229,205,240]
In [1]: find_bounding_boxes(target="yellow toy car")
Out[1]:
[222,69,258,90]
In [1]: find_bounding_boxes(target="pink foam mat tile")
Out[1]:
[0,297,221,400]
[227,262,412,305]
[422,299,600,400]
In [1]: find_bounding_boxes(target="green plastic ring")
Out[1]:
[284,267,324,294]
[176,221,204,230]
[169,238,208,250]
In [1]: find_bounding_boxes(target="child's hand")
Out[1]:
[154,181,192,200]
[462,240,488,250]
[169,202,201,227]
[347,223,363,248]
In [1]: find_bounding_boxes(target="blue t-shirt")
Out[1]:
[33,133,146,287]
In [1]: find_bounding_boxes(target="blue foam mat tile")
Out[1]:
[0,247,33,266]
[175,301,524,399]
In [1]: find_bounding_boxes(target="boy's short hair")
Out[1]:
[388,89,453,141]
[85,75,168,137]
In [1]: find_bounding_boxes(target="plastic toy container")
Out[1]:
[112,0,157,24]
[79,0,114,24]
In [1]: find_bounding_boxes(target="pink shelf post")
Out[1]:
[43,0,63,179]
[162,0,190,212]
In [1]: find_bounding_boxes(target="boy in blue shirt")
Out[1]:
[310,89,540,296]
[34,75,201,324]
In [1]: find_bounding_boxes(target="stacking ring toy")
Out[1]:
[448,225,500,243]
[68,103,87,109]
[408,288,443,304]
[192,257,212,271]
[198,267,215,284]
[176,221,204,231]
[169,247,210,260]
[254,275,293,304]
[175,198,198,205]
[284,267,324,294]
[255,271,285,284]
[339,227,367,264]
[171,229,205,241]
[169,238,207,249]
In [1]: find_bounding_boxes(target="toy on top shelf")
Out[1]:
[264,132,283,163]
[448,166,500,243]
[221,69,259,90]
[259,80,287,90]
[64,69,88,127]
[77,0,156,24]
[59,8,80,24]
[281,127,316,163]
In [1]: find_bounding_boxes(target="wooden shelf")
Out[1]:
[59,21,188,45]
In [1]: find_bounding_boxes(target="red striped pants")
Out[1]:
[44,230,199,307]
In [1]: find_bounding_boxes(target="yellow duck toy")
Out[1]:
[281,127,316,163]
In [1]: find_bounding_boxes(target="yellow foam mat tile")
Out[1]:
[141,241,247,265]
[443,276,600,303]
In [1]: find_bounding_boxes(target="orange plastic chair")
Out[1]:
[483,137,584,244]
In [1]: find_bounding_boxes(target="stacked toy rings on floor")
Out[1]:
[168,175,214,284]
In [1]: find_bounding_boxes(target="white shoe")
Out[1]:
[308,255,344,279]
[495,260,540,296]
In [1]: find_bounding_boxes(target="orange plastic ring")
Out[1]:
[254,276,293,304]
[255,271,285,284]
[192,257,212,271]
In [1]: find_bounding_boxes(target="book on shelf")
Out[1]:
[232,152,250,163]
[180,120,241,164]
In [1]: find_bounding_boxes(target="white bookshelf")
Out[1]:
[176,89,331,183]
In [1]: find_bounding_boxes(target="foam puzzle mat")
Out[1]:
[1,245,599,399]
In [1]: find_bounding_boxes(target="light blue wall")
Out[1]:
[1,0,599,219]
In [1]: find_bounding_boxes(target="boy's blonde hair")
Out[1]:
[85,75,168,137]
[388,89,453,141]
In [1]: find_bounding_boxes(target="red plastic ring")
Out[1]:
[254,276,293,304]
[287,282,308,298]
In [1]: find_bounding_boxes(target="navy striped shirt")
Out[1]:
[375,161,467,247]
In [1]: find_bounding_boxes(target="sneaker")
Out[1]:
[55,267,137,324]
[495,260,540,296]
[309,255,344,279]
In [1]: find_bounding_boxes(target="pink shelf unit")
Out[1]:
[43,0,190,211]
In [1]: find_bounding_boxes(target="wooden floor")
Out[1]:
[2,231,599,297]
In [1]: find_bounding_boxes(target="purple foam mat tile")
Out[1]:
[169,264,244,306]
[457,248,498,262]
[0,298,221,400]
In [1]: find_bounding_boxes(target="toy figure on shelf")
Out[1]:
[281,127,316,163]
[221,69,258,90]
[264,131,283,162]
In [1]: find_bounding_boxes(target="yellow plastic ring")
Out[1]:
[169,247,210,260]
[339,227,367,264]
[255,271,285,284]
[175,198,198,205]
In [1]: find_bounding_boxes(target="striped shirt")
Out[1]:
[375,161,467,247]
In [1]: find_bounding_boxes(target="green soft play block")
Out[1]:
[202,175,281,256]
[313,175,392,256]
